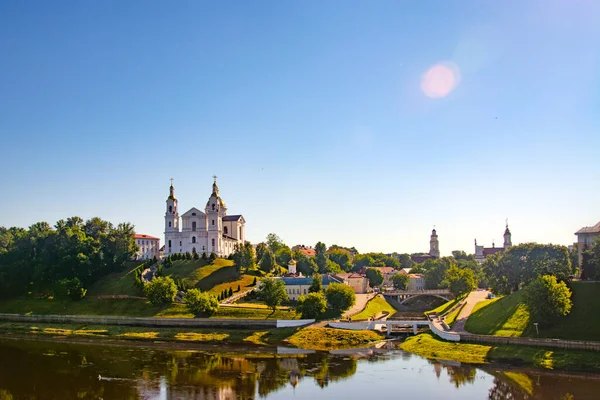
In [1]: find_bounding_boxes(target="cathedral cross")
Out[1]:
[213,175,218,182]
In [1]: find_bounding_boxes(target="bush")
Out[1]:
[193,251,200,260]
[185,252,192,260]
[54,278,87,301]
[228,287,233,297]
[392,273,409,290]
[325,283,356,313]
[523,275,572,327]
[202,252,208,260]
[252,277,257,286]
[184,289,219,317]
[237,284,241,292]
[210,252,217,261]
[144,276,177,305]
[297,292,327,319]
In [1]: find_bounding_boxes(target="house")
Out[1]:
[474,223,512,263]
[334,273,368,294]
[574,221,600,266]
[280,274,342,301]
[292,245,316,257]
[411,254,433,264]
[407,274,425,290]
[134,234,160,260]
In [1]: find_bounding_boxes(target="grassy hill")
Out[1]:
[351,296,396,321]
[464,282,600,341]
[86,261,145,297]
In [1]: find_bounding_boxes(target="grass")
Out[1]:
[502,372,534,395]
[0,322,379,350]
[86,261,145,297]
[0,297,164,317]
[400,333,600,372]
[351,296,396,321]
[287,327,385,350]
[464,291,530,337]
[443,301,466,327]
[464,282,600,341]
[426,298,461,316]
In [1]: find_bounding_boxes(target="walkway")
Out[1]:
[450,289,490,334]
[343,293,375,318]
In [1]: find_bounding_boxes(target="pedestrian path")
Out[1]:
[450,290,490,334]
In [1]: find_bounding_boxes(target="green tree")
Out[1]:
[444,265,477,298]
[297,292,327,319]
[209,252,217,261]
[315,242,328,273]
[328,249,353,272]
[228,287,233,297]
[53,277,87,300]
[396,253,414,270]
[293,250,318,276]
[581,242,600,280]
[365,268,384,288]
[266,233,285,253]
[325,282,356,313]
[275,246,293,267]
[257,278,289,311]
[255,242,268,263]
[144,276,177,305]
[232,241,256,273]
[184,289,219,317]
[259,249,277,273]
[309,273,323,293]
[352,254,374,271]
[523,275,572,327]
[392,273,409,290]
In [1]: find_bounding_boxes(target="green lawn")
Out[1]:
[86,261,145,297]
[465,291,530,337]
[464,282,600,341]
[351,296,396,321]
[0,297,164,317]
[426,298,461,316]
[400,333,600,372]
[443,301,466,326]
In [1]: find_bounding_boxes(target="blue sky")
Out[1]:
[0,0,598,255]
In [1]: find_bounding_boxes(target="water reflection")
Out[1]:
[0,339,598,399]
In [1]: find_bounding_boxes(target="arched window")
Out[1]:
[212,204,215,211]
[212,238,215,247]
[168,240,171,248]
[239,227,242,238]
[169,206,172,213]
[192,221,196,231]
[192,236,196,243]
[169,222,171,227]
[212,219,215,226]
[224,226,228,235]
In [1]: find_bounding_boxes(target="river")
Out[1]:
[0,338,598,399]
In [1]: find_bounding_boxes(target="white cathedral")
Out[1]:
[164,178,246,257]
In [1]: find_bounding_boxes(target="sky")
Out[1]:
[0,0,599,255]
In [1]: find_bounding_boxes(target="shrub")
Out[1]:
[193,251,200,260]
[185,252,192,260]
[252,277,257,286]
[202,252,208,260]
[228,287,233,297]
[297,292,327,319]
[237,284,241,292]
[523,275,572,327]
[325,283,356,313]
[184,289,219,317]
[210,252,217,261]
[54,278,87,301]
[144,276,177,305]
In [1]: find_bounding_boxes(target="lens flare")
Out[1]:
[421,62,461,98]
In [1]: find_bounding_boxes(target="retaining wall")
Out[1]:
[429,321,461,342]
[0,313,311,330]
[461,333,600,351]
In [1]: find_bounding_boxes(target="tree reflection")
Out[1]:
[488,377,529,400]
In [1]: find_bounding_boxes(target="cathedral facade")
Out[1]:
[164,178,246,257]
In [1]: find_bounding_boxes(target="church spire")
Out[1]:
[212,175,219,196]
[168,178,176,200]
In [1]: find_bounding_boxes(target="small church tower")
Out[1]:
[205,176,226,254]
[503,221,512,249]
[165,179,179,233]
[429,228,440,258]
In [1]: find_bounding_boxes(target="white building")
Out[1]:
[281,275,343,301]
[574,220,600,266]
[407,274,425,290]
[164,178,246,257]
[134,234,160,260]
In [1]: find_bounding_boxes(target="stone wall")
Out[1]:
[461,333,600,351]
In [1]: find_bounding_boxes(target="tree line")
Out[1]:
[0,217,137,299]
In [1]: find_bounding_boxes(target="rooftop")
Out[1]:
[223,215,243,222]
[134,234,160,240]
[576,221,600,235]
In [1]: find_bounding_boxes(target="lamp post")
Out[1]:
[533,322,539,335]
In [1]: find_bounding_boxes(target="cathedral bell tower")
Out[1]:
[165,179,179,234]
[503,221,512,249]
[429,228,440,258]
[205,176,226,255]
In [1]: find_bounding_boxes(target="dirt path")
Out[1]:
[451,289,490,334]
[342,293,375,318]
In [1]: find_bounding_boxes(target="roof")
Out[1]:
[223,215,243,222]
[408,273,424,278]
[361,266,395,275]
[411,254,433,264]
[575,221,600,235]
[297,248,316,257]
[482,247,504,257]
[134,234,160,240]
[281,274,342,286]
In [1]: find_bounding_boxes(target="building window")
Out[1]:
[224,226,228,235]
[212,204,215,211]
[169,206,172,213]
[180,241,182,246]
[192,212,196,216]
[304,289,307,294]
[192,236,196,243]
[168,240,171,248]
[212,238,215,247]
[239,227,242,238]
[192,221,196,231]
[212,219,215,226]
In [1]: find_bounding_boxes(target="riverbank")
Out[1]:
[400,333,600,372]
[0,321,384,351]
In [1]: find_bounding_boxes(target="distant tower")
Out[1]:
[164,179,179,255]
[429,228,440,258]
[205,176,226,255]
[288,259,297,275]
[503,220,512,249]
